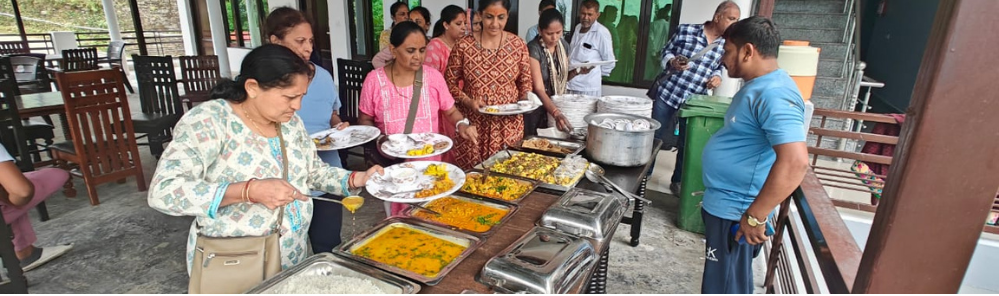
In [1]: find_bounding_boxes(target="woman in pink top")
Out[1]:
[359,22,479,216]
[425,5,467,72]
[425,5,468,160]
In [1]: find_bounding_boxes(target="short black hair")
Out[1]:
[389,21,426,47]
[723,16,781,58]
[581,0,600,11]
[410,6,431,24]
[539,0,556,11]
[478,0,511,12]
[538,8,565,31]
[390,1,409,16]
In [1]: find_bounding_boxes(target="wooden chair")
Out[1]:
[336,58,373,162]
[8,53,52,95]
[131,55,183,158]
[52,69,147,205]
[0,57,51,221]
[0,41,29,56]
[96,41,133,93]
[0,57,55,173]
[178,55,222,109]
[60,48,99,72]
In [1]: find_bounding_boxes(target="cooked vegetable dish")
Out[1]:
[461,173,533,201]
[412,196,510,232]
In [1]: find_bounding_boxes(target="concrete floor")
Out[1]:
[16,144,769,294]
[10,89,748,293]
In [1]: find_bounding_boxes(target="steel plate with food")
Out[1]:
[246,253,420,294]
[337,218,481,285]
[460,171,537,203]
[379,133,453,159]
[310,125,381,151]
[407,194,516,235]
[512,136,585,157]
[365,161,466,203]
[477,151,589,188]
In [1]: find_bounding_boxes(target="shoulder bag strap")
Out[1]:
[272,123,288,233]
[403,66,424,134]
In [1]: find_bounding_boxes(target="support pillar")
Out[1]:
[11,0,28,49]
[127,0,148,55]
[100,0,123,42]
[852,0,999,293]
[206,0,233,77]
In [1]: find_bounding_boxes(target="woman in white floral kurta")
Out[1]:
[148,44,381,274]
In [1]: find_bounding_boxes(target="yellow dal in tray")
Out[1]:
[350,225,467,278]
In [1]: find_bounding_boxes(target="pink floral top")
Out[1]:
[424,38,452,73]
[359,65,455,161]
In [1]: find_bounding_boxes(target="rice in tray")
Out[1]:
[266,274,387,294]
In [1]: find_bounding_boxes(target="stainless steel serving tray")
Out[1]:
[478,227,597,294]
[403,193,519,238]
[474,150,586,190]
[245,253,420,294]
[510,136,586,158]
[538,188,629,241]
[335,217,482,286]
[460,170,539,204]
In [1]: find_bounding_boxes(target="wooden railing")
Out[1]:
[764,170,863,293]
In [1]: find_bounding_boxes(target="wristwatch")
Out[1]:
[455,118,471,130]
[745,213,768,228]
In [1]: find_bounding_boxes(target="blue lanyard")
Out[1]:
[268,137,304,233]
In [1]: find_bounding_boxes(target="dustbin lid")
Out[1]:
[686,94,733,105]
[679,102,728,118]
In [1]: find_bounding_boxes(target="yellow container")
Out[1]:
[777,40,821,101]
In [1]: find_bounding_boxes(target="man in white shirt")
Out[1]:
[567,0,616,97]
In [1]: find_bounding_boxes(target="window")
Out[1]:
[222,0,267,48]
[350,0,421,59]
[590,0,676,87]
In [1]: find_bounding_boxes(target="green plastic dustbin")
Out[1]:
[677,95,732,234]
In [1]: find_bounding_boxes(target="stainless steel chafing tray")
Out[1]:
[511,136,586,158]
[334,217,482,286]
[537,188,629,241]
[245,253,421,294]
[478,227,596,294]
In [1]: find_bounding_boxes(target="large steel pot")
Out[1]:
[583,113,661,167]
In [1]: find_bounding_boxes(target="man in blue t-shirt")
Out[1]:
[699,16,809,294]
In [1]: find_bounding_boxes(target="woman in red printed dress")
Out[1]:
[445,0,532,169]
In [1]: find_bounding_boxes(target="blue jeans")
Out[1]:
[650,99,684,184]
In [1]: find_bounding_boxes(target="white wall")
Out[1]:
[176,0,197,55]
[519,0,542,39]
[328,0,351,78]
[423,0,467,33]
[269,0,297,11]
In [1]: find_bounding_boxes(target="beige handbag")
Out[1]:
[189,123,289,294]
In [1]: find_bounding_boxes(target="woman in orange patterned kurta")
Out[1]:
[445,0,532,170]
